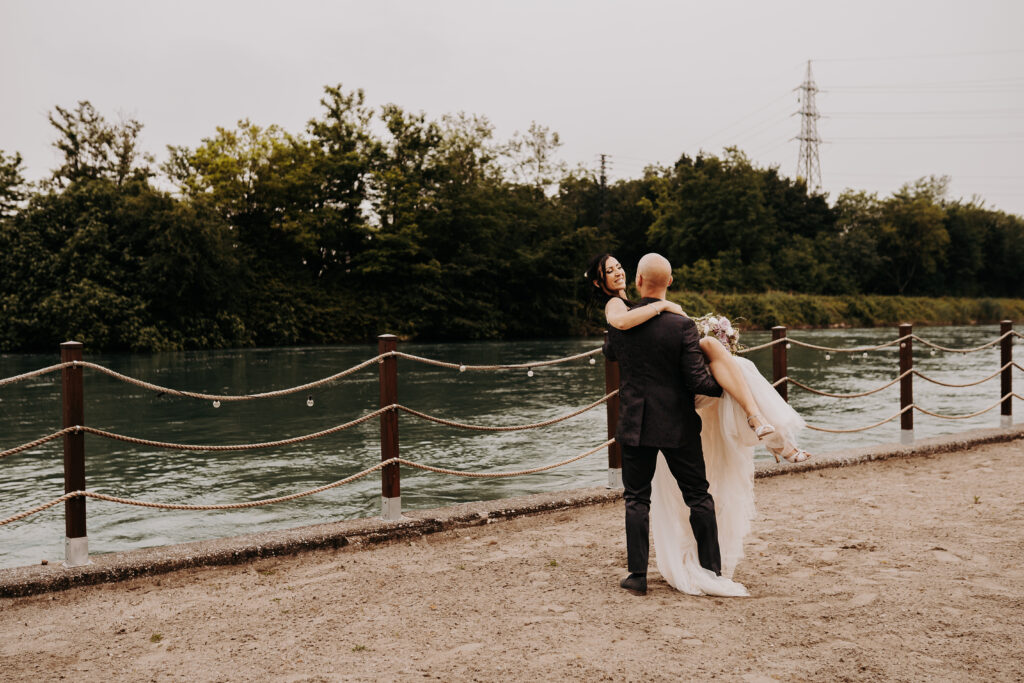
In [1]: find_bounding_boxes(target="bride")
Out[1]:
[587,253,812,596]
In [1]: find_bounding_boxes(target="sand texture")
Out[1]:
[2,439,1022,681]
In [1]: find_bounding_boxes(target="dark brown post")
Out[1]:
[378,335,401,521]
[61,341,89,566]
[899,323,913,442]
[1001,320,1013,427]
[603,332,622,488]
[771,326,788,402]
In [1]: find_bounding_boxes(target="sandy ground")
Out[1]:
[2,439,1023,682]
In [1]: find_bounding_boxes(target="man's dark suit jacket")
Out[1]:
[603,298,723,449]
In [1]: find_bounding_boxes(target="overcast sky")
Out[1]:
[2,0,1022,215]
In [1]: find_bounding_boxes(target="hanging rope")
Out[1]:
[0,408,392,458]
[911,331,1015,354]
[913,363,1021,388]
[912,393,1022,420]
[0,362,73,388]
[785,335,911,354]
[786,370,911,398]
[737,338,785,354]
[80,357,387,402]
[397,392,616,431]
[0,438,614,527]
[0,393,618,459]
[0,428,75,460]
[804,393,1022,433]
[392,347,602,371]
[0,347,605,397]
[805,405,914,433]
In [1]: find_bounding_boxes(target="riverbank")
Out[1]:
[670,290,1024,330]
[2,427,1022,681]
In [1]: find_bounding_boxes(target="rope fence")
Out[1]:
[0,439,615,528]
[0,393,618,461]
[1,329,1019,398]
[0,348,605,398]
[0,322,1018,566]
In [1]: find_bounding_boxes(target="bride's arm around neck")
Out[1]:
[605,296,686,330]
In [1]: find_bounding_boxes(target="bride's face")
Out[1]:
[601,257,626,294]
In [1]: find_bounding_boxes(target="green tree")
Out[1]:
[48,101,152,186]
[831,190,886,294]
[876,178,950,295]
[501,122,567,193]
[0,151,27,217]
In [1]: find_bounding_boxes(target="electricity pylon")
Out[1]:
[794,60,823,193]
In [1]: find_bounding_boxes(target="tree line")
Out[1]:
[1,85,1022,352]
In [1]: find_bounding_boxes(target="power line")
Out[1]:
[812,48,1024,63]
[831,134,1024,142]
[829,110,1024,118]
[689,90,794,150]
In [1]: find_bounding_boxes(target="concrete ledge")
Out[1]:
[2,424,1021,598]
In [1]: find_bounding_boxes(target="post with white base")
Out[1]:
[61,341,91,567]
[1000,320,1013,428]
[604,332,622,489]
[378,335,402,521]
[899,324,914,445]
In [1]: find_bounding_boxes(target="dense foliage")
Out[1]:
[1,88,1022,351]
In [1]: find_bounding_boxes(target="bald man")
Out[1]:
[603,253,724,595]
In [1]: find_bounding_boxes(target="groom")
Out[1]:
[603,253,724,595]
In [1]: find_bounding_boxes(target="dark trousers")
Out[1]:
[621,443,721,576]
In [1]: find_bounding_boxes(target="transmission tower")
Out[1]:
[794,60,823,192]
[598,153,609,229]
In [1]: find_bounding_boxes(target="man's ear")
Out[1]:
[636,273,644,289]
[666,275,673,288]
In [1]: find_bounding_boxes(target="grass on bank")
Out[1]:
[666,291,1024,330]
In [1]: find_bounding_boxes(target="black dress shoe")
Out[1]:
[619,573,647,595]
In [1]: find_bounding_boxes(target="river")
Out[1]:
[0,324,1018,569]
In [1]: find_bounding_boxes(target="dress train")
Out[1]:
[650,356,805,596]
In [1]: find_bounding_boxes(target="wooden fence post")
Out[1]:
[378,335,401,521]
[603,332,622,489]
[771,326,788,402]
[61,341,90,567]
[899,323,914,443]
[1001,320,1013,428]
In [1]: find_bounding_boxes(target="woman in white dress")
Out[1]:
[587,253,811,596]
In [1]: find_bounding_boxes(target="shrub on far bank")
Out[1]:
[670,291,1024,330]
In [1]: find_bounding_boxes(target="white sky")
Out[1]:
[2,0,1022,215]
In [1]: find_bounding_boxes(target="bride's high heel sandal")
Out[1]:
[767,444,812,464]
[746,414,776,440]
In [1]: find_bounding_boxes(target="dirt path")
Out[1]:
[2,440,1022,682]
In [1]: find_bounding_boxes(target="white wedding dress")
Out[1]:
[649,356,805,596]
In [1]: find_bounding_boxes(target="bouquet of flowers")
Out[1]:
[694,313,741,355]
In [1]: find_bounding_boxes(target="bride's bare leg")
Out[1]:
[699,337,764,422]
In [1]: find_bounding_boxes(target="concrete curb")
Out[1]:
[2,424,1021,598]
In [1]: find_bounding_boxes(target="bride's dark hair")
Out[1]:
[585,253,615,304]
[585,252,637,312]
